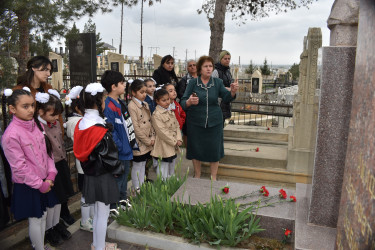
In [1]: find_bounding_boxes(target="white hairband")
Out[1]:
[85,83,105,96]
[35,92,50,103]
[23,87,31,92]
[4,89,13,97]
[65,86,83,106]
[48,89,60,99]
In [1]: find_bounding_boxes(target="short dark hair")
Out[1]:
[129,79,146,96]
[100,70,125,93]
[154,88,169,102]
[196,56,214,76]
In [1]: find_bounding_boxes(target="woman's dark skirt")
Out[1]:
[82,172,120,205]
[11,183,59,220]
[186,122,224,162]
[52,159,75,203]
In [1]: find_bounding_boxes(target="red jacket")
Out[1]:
[172,100,186,129]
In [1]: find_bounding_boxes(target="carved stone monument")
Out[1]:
[107,52,125,74]
[287,28,321,175]
[48,52,63,90]
[68,33,96,87]
[251,70,263,93]
[336,0,375,248]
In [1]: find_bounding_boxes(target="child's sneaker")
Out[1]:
[80,218,93,232]
[109,209,119,218]
[119,199,132,208]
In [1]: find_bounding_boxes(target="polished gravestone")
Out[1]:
[335,0,375,248]
[68,33,96,87]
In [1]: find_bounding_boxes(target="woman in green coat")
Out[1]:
[180,56,239,181]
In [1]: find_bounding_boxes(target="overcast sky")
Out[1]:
[52,0,334,66]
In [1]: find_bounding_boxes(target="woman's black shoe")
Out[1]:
[54,222,72,240]
[45,227,63,246]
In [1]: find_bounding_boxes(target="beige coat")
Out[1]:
[151,106,182,159]
[128,99,155,156]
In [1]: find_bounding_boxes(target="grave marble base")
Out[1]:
[107,222,246,250]
[295,183,337,250]
[171,178,296,241]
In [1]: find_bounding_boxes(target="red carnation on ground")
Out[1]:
[63,89,67,93]
[255,147,259,152]
[260,186,269,196]
[221,184,230,194]
[279,189,287,199]
[284,229,292,237]
[289,196,297,202]
[267,127,270,130]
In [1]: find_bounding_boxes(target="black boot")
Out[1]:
[45,227,63,246]
[54,222,72,240]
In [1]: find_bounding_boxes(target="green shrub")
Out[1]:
[116,161,263,247]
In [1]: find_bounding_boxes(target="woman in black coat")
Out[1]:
[152,55,179,87]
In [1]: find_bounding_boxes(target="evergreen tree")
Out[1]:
[245,60,255,75]
[83,18,105,55]
[288,63,300,80]
[261,57,270,76]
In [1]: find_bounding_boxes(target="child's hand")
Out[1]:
[41,180,52,193]
[176,140,182,146]
[46,179,54,187]
[150,139,155,146]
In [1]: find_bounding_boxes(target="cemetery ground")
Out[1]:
[0,145,296,250]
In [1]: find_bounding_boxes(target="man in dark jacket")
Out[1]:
[176,59,197,100]
[212,50,234,125]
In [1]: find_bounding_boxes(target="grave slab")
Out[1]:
[171,178,296,241]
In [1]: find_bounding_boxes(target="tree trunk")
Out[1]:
[16,10,30,75]
[208,0,229,63]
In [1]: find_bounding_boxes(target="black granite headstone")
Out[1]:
[111,62,119,72]
[252,78,259,93]
[69,33,96,87]
[52,59,58,73]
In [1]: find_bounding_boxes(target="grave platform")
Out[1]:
[171,178,296,241]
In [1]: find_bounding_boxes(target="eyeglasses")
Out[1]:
[188,64,196,67]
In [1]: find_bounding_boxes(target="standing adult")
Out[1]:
[152,55,179,87]
[15,56,53,95]
[212,50,236,125]
[181,56,239,181]
[176,59,197,100]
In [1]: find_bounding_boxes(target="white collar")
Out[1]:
[147,94,153,100]
[79,109,106,130]
[38,115,47,125]
[157,105,170,111]
[133,97,144,105]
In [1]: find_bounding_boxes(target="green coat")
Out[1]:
[181,76,235,128]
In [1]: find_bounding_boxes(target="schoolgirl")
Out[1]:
[163,83,186,130]
[144,78,156,114]
[73,83,121,250]
[151,89,182,180]
[65,86,94,232]
[127,79,155,192]
[34,90,73,246]
[2,88,58,250]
